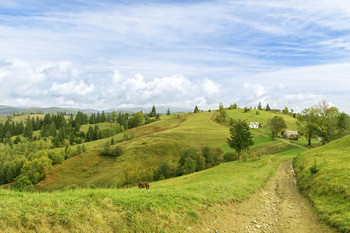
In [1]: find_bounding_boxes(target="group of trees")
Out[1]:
[216,103,228,123]
[153,146,224,180]
[0,106,163,189]
[297,101,350,146]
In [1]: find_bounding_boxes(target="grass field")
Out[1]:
[37,112,231,191]
[0,149,301,232]
[294,135,350,232]
[38,110,302,191]
[0,114,46,124]
[223,109,298,130]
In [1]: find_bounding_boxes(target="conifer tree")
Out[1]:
[151,105,156,117]
[266,103,271,111]
[101,111,106,122]
[226,120,254,159]
[194,106,199,113]
[167,108,171,115]
[24,117,33,140]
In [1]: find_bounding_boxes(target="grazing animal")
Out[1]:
[138,182,149,189]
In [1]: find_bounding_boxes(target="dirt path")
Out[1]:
[277,138,309,150]
[193,161,335,233]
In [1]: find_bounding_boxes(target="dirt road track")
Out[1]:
[193,162,335,233]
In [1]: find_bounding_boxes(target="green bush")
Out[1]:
[224,152,238,162]
[154,162,173,181]
[14,175,33,191]
[309,160,320,174]
[112,146,123,157]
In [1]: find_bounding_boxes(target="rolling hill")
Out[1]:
[294,134,350,232]
[38,109,298,191]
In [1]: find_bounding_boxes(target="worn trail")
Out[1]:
[193,162,335,233]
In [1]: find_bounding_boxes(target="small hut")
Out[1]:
[281,131,299,140]
[249,122,260,129]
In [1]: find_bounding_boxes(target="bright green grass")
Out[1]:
[294,135,350,232]
[38,112,231,191]
[0,114,46,124]
[0,152,298,232]
[284,137,323,148]
[80,122,116,133]
[225,109,298,130]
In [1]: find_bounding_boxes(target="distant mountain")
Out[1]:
[0,105,98,116]
[106,106,193,114]
[0,105,194,116]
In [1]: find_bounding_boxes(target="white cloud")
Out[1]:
[50,80,95,96]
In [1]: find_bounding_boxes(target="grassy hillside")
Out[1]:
[38,110,301,191]
[224,109,298,130]
[38,112,231,191]
[0,151,300,232]
[0,114,46,124]
[215,109,298,152]
[294,135,350,232]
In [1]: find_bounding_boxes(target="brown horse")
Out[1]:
[138,182,149,189]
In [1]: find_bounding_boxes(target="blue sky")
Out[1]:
[0,0,350,112]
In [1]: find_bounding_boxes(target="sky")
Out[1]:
[0,0,350,112]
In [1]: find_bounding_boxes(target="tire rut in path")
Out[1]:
[193,161,335,233]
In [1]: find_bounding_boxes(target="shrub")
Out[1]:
[224,152,238,162]
[20,156,52,184]
[14,175,33,191]
[101,141,112,156]
[309,160,320,174]
[154,162,172,180]
[112,146,123,157]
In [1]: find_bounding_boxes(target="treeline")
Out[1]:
[0,108,161,189]
[153,146,237,181]
[297,101,350,146]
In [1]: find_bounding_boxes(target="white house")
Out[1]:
[281,131,299,140]
[249,122,260,129]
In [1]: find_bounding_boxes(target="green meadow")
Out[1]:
[0,151,300,232]
[38,110,299,191]
[1,108,348,232]
[294,135,350,232]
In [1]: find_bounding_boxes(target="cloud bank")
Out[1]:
[0,0,349,112]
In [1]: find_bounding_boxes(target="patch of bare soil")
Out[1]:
[192,162,335,233]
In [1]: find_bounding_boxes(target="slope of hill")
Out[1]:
[294,135,350,232]
[38,110,299,191]
[224,109,298,130]
[0,152,297,232]
[37,112,230,191]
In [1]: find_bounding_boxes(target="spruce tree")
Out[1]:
[226,120,254,159]
[24,117,33,140]
[101,111,106,122]
[266,103,271,111]
[167,108,170,115]
[194,106,199,113]
[151,105,156,117]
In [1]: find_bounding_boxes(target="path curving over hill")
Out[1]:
[193,161,335,233]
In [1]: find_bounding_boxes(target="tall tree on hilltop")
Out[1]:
[258,102,262,110]
[226,120,254,159]
[150,105,156,117]
[101,111,106,122]
[194,106,199,113]
[167,108,171,115]
[265,103,271,111]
